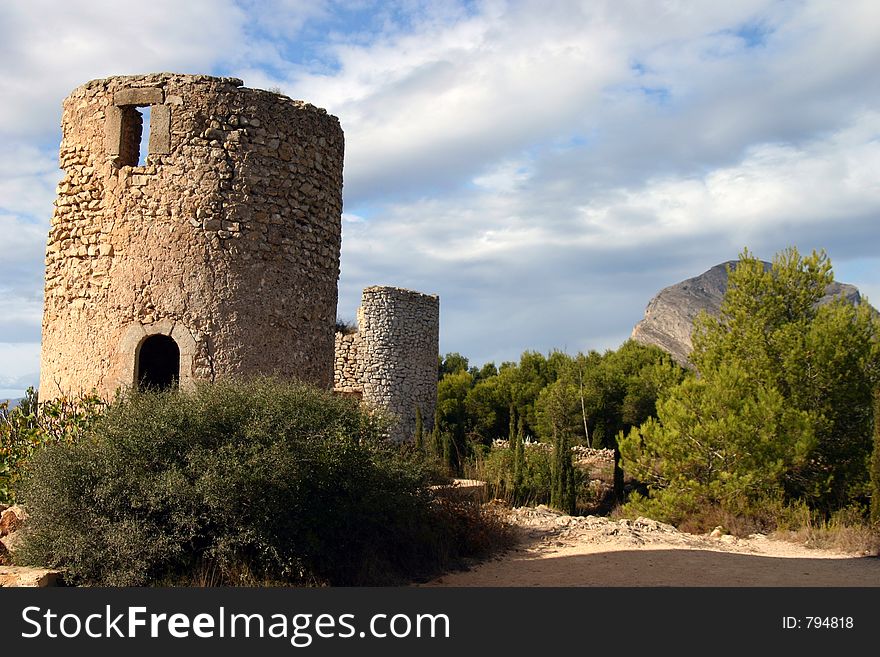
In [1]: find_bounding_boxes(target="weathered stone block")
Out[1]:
[114,87,164,106]
[104,105,122,156]
[149,104,171,155]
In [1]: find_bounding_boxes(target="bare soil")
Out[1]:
[420,506,880,587]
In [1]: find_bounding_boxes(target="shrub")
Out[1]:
[0,388,106,504]
[14,378,505,586]
[771,505,880,555]
[475,442,593,509]
[334,319,358,335]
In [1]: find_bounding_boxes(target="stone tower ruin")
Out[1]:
[334,287,439,442]
[40,73,344,398]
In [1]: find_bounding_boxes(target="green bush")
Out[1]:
[14,379,503,586]
[0,388,106,504]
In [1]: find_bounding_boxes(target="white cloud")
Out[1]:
[0,143,59,219]
[0,342,41,395]
[337,110,880,363]
[0,213,46,273]
[2,0,880,375]
[472,158,534,194]
[315,1,879,209]
[0,0,249,138]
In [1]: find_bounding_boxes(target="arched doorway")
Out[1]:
[137,334,180,390]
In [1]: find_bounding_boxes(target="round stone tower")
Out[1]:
[40,73,344,399]
[358,286,440,442]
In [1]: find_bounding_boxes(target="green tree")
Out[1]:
[439,353,469,379]
[694,247,879,511]
[624,247,880,518]
[429,423,443,460]
[620,362,814,522]
[508,403,516,444]
[469,362,499,382]
[435,370,473,471]
[533,343,683,449]
[511,413,525,506]
[464,375,508,444]
[503,351,554,437]
[535,375,583,445]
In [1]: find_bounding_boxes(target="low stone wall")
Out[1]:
[571,447,616,483]
[430,479,489,503]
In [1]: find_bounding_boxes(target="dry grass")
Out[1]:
[675,506,780,537]
[165,560,329,588]
[614,499,880,555]
[771,519,880,556]
[428,498,518,563]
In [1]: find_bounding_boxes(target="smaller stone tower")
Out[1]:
[334,287,439,442]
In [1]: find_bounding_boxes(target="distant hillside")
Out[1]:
[631,261,866,366]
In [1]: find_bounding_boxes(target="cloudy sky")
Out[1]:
[1,0,879,398]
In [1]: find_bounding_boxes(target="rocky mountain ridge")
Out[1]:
[631,261,864,366]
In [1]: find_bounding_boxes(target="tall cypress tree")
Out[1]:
[512,412,525,506]
[442,432,453,475]
[508,403,516,445]
[551,429,576,514]
[871,389,880,525]
[430,423,442,460]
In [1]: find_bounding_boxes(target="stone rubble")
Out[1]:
[0,506,63,586]
[503,504,755,553]
[0,505,27,537]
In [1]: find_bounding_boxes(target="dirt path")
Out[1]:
[421,506,880,587]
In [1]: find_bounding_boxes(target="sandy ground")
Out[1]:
[421,506,880,587]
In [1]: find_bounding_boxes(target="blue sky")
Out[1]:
[1,0,879,398]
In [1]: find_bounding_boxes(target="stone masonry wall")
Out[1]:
[333,331,364,395]
[333,286,439,442]
[40,73,344,399]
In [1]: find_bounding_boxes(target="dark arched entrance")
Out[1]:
[137,334,180,390]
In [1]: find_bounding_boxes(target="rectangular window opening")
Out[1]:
[138,105,151,166]
[116,105,143,168]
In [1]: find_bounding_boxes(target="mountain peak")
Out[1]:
[631,261,863,366]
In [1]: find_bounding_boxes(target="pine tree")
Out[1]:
[621,248,880,518]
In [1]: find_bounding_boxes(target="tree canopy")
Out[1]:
[432,342,684,476]
[621,247,880,519]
